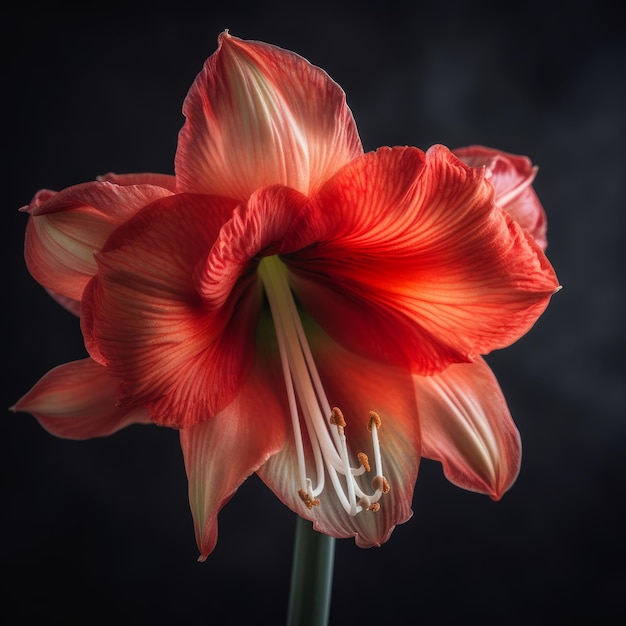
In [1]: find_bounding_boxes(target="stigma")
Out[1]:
[259,256,389,517]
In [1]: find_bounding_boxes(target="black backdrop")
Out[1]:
[4,1,624,623]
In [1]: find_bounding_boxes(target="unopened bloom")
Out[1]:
[13,32,559,560]
[454,145,548,249]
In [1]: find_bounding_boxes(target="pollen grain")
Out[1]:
[298,489,320,509]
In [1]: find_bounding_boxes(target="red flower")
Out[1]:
[13,32,559,560]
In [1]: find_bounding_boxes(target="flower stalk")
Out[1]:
[287,516,335,626]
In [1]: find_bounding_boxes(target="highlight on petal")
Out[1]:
[81,193,269,429]
[175,31,363,200]
[257,316,420,548]
[98,172,177,192]
[415,357,521,500]
[44,288,82,317]
[23,181,174,312]
[283,145,560,375]
[180,339,287,561]
[11,358,150,439]
[454,145,548,249]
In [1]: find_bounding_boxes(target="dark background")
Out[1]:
[3,1,624,623]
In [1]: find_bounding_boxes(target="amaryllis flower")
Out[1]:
[13,32,559,560]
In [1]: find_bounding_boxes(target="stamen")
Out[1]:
[368,410,384,478]
[330,406,347,429]
[372,475,391,494]
[298,488,320,509]
[258,256,391,517]
[329,407,358,515]
[368,410,382,431]
[357,452,370,472]
[356,495,381,512]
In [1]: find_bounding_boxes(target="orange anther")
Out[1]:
[368,410,382,431]
[298,489,320,509]
[330,406,346,428]
[357,452,371,472]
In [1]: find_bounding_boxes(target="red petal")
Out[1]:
[454,145,548,249]
[416,357,521,500]
[175,31,363,200]
[81,193,263,429]
[283,145,559,374]
[23,181,173,311]
[257,318,420,548]
[180,343,287,561]
[195,185,308,307]
[11,358,150,439]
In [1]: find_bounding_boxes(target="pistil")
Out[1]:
[258,255,389,517]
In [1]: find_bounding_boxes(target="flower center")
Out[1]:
[258,255,390,516]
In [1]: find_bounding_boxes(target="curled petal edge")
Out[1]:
[22,180,174,310]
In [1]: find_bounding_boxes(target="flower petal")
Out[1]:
[416,357,521,499]
[81,193,265,429]
[454,145,548,249]
[98,172,177,192]
[11,358,150,439]
[257,318,420,548]
[196,185,308,308]
[23,181,174,313]
[283,145,560,375]
[180,341,287,561]
[175,31,363,200]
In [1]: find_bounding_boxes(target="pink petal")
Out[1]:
[81,193,263,429]
[454,145,548,249]
[416,357,521,499]
[23,181,174,312]
[257,318,420,548]
[283,145,560,375]
[180,346,287,561]
[175,31,363,200]
[11,358,150,439]
[98,172,177,192]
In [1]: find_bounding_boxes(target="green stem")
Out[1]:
[286,516,335,626]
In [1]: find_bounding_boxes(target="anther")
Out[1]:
[372,475,390,494]
[298,489,320,509]
[357,452,371,472]
[330,406,347,429]
[368,410,382,431]
[367,503,381,512]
